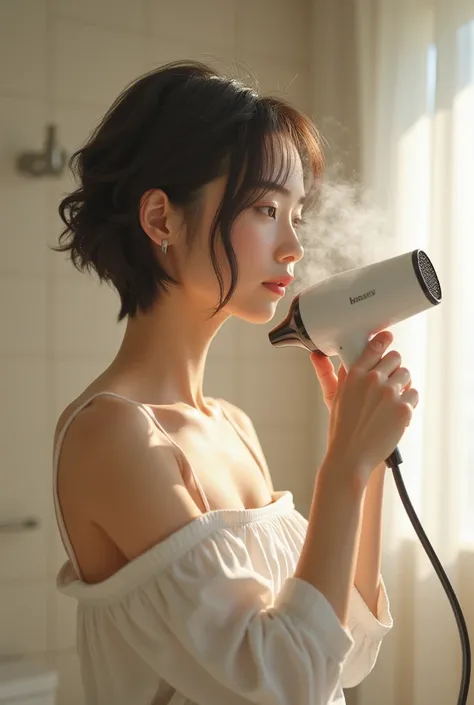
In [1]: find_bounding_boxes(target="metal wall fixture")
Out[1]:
[0,517,40,533]
[16,124,67,177]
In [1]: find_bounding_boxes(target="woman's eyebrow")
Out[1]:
[251,180,307,205]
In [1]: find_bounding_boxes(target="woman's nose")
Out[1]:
[275,228,304,264]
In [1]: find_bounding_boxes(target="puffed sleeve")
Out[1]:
[90,527,355,705]
[340,579,393,688]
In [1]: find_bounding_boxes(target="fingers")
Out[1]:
[310,352,347,383]
[388,366,411,392]
[310,352,334,379]
[399,387,419,427]
[310,352,339,407]
[371,350,416,400]
[373,350,402,377]
[353,331,394,372]
[351,331,418,413]
[401,387,419,408]
[355,334,412,391]
[337,361,347,382]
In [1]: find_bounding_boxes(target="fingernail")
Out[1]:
[371,335,388,351]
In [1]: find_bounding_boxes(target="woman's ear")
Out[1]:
[139,189,175,247]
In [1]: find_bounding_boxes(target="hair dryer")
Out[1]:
[269,249,472,705]
[268,249,442,468]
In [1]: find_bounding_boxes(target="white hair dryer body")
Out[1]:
[269,250,442,467]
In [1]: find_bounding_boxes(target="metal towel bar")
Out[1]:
[0,517,40,533]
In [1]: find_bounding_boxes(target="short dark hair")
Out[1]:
[56,61,323,321]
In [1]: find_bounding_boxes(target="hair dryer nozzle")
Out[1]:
[413,250,442,303]
[268,295,320,352]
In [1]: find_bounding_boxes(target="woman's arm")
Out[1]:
[354,462,386,615]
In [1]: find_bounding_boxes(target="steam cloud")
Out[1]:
[293,171,397,292]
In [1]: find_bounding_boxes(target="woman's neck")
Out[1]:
[105,292,229,412]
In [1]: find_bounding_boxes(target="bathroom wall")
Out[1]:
[0,0,321,702]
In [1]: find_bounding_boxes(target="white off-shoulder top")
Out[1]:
[53,392,393,705]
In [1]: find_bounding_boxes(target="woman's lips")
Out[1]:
[262,282,286,296]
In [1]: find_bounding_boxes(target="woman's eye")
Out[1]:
[293,216,306,229]
[258,205,277,219]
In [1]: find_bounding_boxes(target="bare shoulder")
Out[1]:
[56,395,203,560]
[216,398,274,492]
[56,394,154,455]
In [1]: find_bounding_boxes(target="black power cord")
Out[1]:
[386,457,471,705]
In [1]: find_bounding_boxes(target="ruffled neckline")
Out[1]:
[57,490,302,602]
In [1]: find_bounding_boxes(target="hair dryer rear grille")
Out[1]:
[414,250,442,303]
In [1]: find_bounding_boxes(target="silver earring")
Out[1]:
[161,239,169,255]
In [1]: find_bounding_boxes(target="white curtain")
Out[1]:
[353,0,474,704]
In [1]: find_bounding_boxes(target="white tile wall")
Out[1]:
[52,19,147,107]
[231,354,312,426]
[0,583,49,656]
[0,1,317,702]
[0,276,48,355]
[52,0,144,33]
[236,0,310,64]
[52,356,115,420]
[146,36,232,75]
[52,273,125,356]
[0,357,51,581]
[0,0,48,98]
[147,0,237,53]
[0,96,50,274]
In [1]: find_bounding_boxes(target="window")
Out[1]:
[455,19,474,541]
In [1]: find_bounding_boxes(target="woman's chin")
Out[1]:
[231,300,282,325]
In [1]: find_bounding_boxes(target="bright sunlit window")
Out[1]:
[392,18,474,543]
[455,19,474,541]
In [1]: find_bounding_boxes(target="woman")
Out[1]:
[53,62,417,705]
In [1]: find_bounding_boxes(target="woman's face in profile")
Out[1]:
[175,144,306,324]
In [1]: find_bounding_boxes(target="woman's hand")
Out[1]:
[310,331,418,479]
[310,332,412,412]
